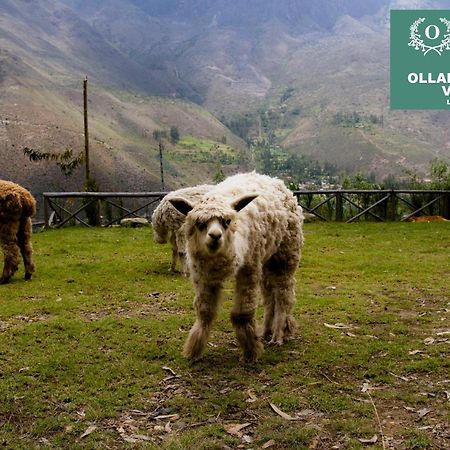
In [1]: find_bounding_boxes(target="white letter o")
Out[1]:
[408,73,419,83]
[425,24,440,40]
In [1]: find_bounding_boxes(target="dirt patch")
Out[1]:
[80,292,185,322]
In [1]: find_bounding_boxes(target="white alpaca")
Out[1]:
[151,185,213,275]
[170,172,304,362]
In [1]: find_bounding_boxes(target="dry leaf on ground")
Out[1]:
[121,434,152,443]
[162,365,177,376]
[269,402,297,420]
[246,389,257,403]
[154,413,180,421]
[417,408,432,419]
[324,322,353,329]
[358,435,378,444]
[80,425,97,439]
[223,423,252,436]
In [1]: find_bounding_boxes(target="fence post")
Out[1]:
[335,192,343,221]
[442,191,450,219]
[388,191,398,221]
[43,195,49,228]
[83,77,90,184]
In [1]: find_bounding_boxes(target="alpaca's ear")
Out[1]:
[169,198,194,216]
[232,194,258,212]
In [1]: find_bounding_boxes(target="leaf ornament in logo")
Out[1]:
[408,17,450,56]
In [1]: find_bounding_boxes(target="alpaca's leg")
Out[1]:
[231,266,263,363]
[264,252,298,345]
[269,276,297,345]
[171,246,178,272]
[183,282,221,360]
[179,252,189,277]
[0,221,20,284]
[262,266,275,340]
[18,217,35,280]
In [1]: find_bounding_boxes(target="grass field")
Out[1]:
[0,223,449,449]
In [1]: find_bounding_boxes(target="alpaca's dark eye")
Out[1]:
[220,218,231,229]
[197,222,206,231]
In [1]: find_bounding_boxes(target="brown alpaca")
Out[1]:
[0,180,36,284]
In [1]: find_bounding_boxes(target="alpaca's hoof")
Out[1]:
[241,352,262,364]
[284,316,297,337]
[241,354,259,364]
[241,340,264,363]
[0,277,10,285]
[183,345,204,362]
[269,337,284,346]
[24,273,32,281]
[183,349,204,363]
[186,355,203,363]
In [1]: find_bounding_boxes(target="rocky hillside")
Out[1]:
[2,0,450,197]
[0,0,246,196]
[60,0,450,177]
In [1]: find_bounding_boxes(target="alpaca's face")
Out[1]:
[169,193,259,256]
[191,215,234,255]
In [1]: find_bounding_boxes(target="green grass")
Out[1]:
[168,136,238,165]
[0,223,449,449]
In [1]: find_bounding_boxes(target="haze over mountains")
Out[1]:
[1,0,450,194]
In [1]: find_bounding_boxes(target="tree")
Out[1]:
[23,147,84,177]
[153,129,167,141]
[213,163,225,183]
[170,126,180,144]
[429,158,450,189]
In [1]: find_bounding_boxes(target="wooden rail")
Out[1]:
[293,189,450,222]
[41,189,450,228]
[42,192,166,228]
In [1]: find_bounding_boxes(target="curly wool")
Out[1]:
[0,180,36,284]
[180,172,304,362]
[151,184,213,274]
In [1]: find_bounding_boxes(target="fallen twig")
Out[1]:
[366,389,386,450]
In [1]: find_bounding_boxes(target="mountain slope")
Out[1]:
[0,0,245,195]
[60,0,450,179]
[2,0,450,194]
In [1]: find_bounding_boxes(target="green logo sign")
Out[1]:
[391,10,450,109]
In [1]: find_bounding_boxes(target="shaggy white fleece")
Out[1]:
[170,172,304,362]
[151,184,213,275]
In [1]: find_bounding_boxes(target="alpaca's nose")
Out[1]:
[208,229,222,241]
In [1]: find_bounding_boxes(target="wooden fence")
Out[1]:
[42,192,165,228]
[293,189,449,222]
[41,189,450,228]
